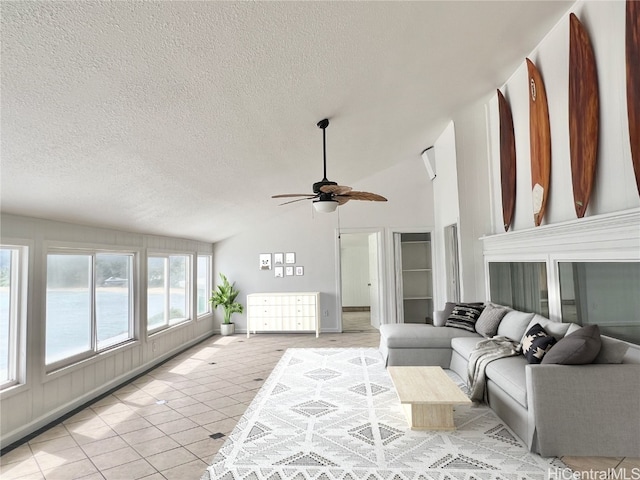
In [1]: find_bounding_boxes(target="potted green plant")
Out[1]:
[209,273,243,336]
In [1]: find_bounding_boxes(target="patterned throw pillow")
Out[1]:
[445,303,485,332]
[522,323,557,364]
[475,303,509,338]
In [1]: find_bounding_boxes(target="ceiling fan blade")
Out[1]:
[277,196,318,206]
[342,191,388,202]
[319,184,353,195]
[335,195,351,205]
[272,193,315,198]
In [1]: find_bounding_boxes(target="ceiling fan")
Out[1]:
[272,119,387,213]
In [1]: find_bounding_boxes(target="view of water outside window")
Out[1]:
[96,255,132,350]
[46,253,133,365]
[147,255,189,331]
[46,254,92,364]
[0,248,15,384]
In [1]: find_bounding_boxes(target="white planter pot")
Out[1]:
[220,323,235,336]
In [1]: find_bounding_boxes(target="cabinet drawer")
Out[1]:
[255,318,282,331]
[281,316,316,331]
[295,295,316,305]
[248,305,281,317]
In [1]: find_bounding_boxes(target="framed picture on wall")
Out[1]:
[285,266,294,276]
[274,253,284,265]
[295,266,304,276]
[274,266,284,278]
[285,252,296,264]
[259,253,271,270]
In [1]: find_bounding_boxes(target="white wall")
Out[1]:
[431,102,494,306]
[432,121,460,308]
[213,155,434,332]
[0,214,214,446]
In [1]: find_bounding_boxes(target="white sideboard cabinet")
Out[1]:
[246,292,321,338]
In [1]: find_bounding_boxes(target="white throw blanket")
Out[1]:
[468,336,521,402]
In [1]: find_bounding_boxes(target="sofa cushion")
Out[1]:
[542,324,602,365]
[521,315,573,343]
[497,311,535,343]
[594,336,630,364]
[445,303,485,332]
[451,336,484,359]
[485,356,528,408]
[380,324,479,349]
[522,323,557,364]
[475,303,510,338]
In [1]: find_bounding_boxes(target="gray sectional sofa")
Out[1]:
[379,305,640,458]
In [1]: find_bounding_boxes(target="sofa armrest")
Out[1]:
[526,364,640,458]
[433,310,447,327]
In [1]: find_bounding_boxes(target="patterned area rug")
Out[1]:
[202,348,565,480]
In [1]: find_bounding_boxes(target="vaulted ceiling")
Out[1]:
[1,1,572,242]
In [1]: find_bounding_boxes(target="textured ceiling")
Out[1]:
[1,1,572,243]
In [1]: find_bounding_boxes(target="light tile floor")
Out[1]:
[1,321,637,479]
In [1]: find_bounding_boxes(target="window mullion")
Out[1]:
[164,257,170,327]
[91,253,98,353]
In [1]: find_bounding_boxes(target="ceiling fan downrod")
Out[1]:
[313,119,337,194]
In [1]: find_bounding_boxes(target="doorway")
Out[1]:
[338,230,383,332]
[393,231,434,324]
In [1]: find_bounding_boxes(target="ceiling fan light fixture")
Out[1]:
[313,199,338,213]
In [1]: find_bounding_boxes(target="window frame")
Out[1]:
[44,247,136,373]
[146,252,193,335]
[0,243,28,391]
[196,254,212,319]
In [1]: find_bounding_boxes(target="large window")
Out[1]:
[0,246,26,389]
[559,261,640,344]
[46,251,134,368]
[147,254,190,332]
[197,255,212,317]
[488,261,549,317]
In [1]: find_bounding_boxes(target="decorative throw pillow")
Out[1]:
[445,303,485,332]
[475,303,509,338]
[522,323,557,364]
[541,324,602,365]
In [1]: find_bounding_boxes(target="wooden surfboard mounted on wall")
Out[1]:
[569,13,599,218]
[526,58,551,227]
[497,89,517,231]
[627,0,640,196]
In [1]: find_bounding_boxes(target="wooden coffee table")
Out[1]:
[387,366,471,431]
